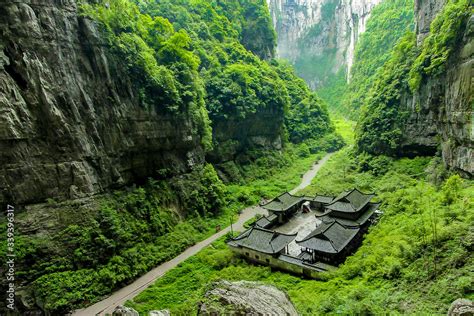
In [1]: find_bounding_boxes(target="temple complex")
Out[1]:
[227,188,381,277]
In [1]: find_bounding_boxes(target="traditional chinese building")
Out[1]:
[261,192,304,223]
[296,217,361,264]
[228,188,381,277]
[296,188,380,264]
[228,226,328,277]
[320,188,378,221]
[227,226,296,261]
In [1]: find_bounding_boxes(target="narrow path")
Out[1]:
[290,152,334,195]
[72,153,333,316]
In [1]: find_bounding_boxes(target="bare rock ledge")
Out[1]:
[198,280,299,316]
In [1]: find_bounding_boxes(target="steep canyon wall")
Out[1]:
[267,0,381,88]
[400,0,473,176]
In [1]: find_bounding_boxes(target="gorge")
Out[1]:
[0,0,472,315]
[267,0,382,88]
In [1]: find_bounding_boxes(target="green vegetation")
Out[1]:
[343,0,415,116]
[332,115,356,145]
[1,141,331,313]
[408,0,472,91]
[206,62,289,120]
[128,149,473,315]
[1,1,343,313]
[317,70,347,114]
[355,32,417,155]
[5,165,227,314]
[81,0,338,158]
[356,0,472,156]
[225,145,326,204]
[272,61,338,145]
[319,0,415,116]
[81,0,213,148]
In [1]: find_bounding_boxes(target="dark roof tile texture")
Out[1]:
[261,192,303,212]
[296,220,360,254]
[326,188,375,213]
[230,227,296,254]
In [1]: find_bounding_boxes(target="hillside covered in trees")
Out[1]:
[0,0,472,315]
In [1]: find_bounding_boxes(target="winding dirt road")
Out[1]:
[72,152,334,316]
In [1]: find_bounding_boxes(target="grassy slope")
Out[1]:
[128,142,473,315]
[331,115,355,145]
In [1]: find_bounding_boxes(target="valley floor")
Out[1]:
[126,147,473,315]
[73,153,336,315]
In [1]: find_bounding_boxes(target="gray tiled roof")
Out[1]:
[313,195,335,204]
[333,202,380,227]
[302,195,335,204]
[229,227,296,254]
[254,214,278,229]
[296,219,360,254]
[261,192,303,212]
[326,188,375,213]
[255,216,272,228]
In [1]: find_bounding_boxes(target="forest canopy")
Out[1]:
[81,0,340,154]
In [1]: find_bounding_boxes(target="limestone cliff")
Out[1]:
[267,0,381,88]
[0,0,212,206]
[0,0,287,207]
[400,0,473,177]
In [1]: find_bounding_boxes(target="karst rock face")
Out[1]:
[267,0,382,88]
[0,0,207,206]
[198,280,299,316]
[0,0,285,207]
[269,0,473,177]
[399,0,473,177]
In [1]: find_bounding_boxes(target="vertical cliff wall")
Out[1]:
[0,0,209,206]
[400,0,473,177]
[267,0,381,88]
[0,0,293,208]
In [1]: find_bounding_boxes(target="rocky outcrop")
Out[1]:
[112,305,139,316]
[400,0,473,177]
[0,0,207,206]
[415,0,447,44]
[267,0,381,88]
[448,299,474,316]
[0,0,291,207]
[198,280,298,316]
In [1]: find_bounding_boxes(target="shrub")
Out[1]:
[408,0,472,91]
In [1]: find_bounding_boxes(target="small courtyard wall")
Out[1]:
[229,246,320,278]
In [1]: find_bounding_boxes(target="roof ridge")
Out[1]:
[298,220,335,242]
[327,189,353,205]
[253,226,297,237]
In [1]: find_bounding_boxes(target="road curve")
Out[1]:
[72,153,333,316]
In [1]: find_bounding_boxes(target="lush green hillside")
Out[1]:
[127,149,473,314]
[343,0,415,116]
[82,0,340,158]
[356,0,472,155]
[319,0,415,116]
[0,0,343,314]
[355,32,417,155]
